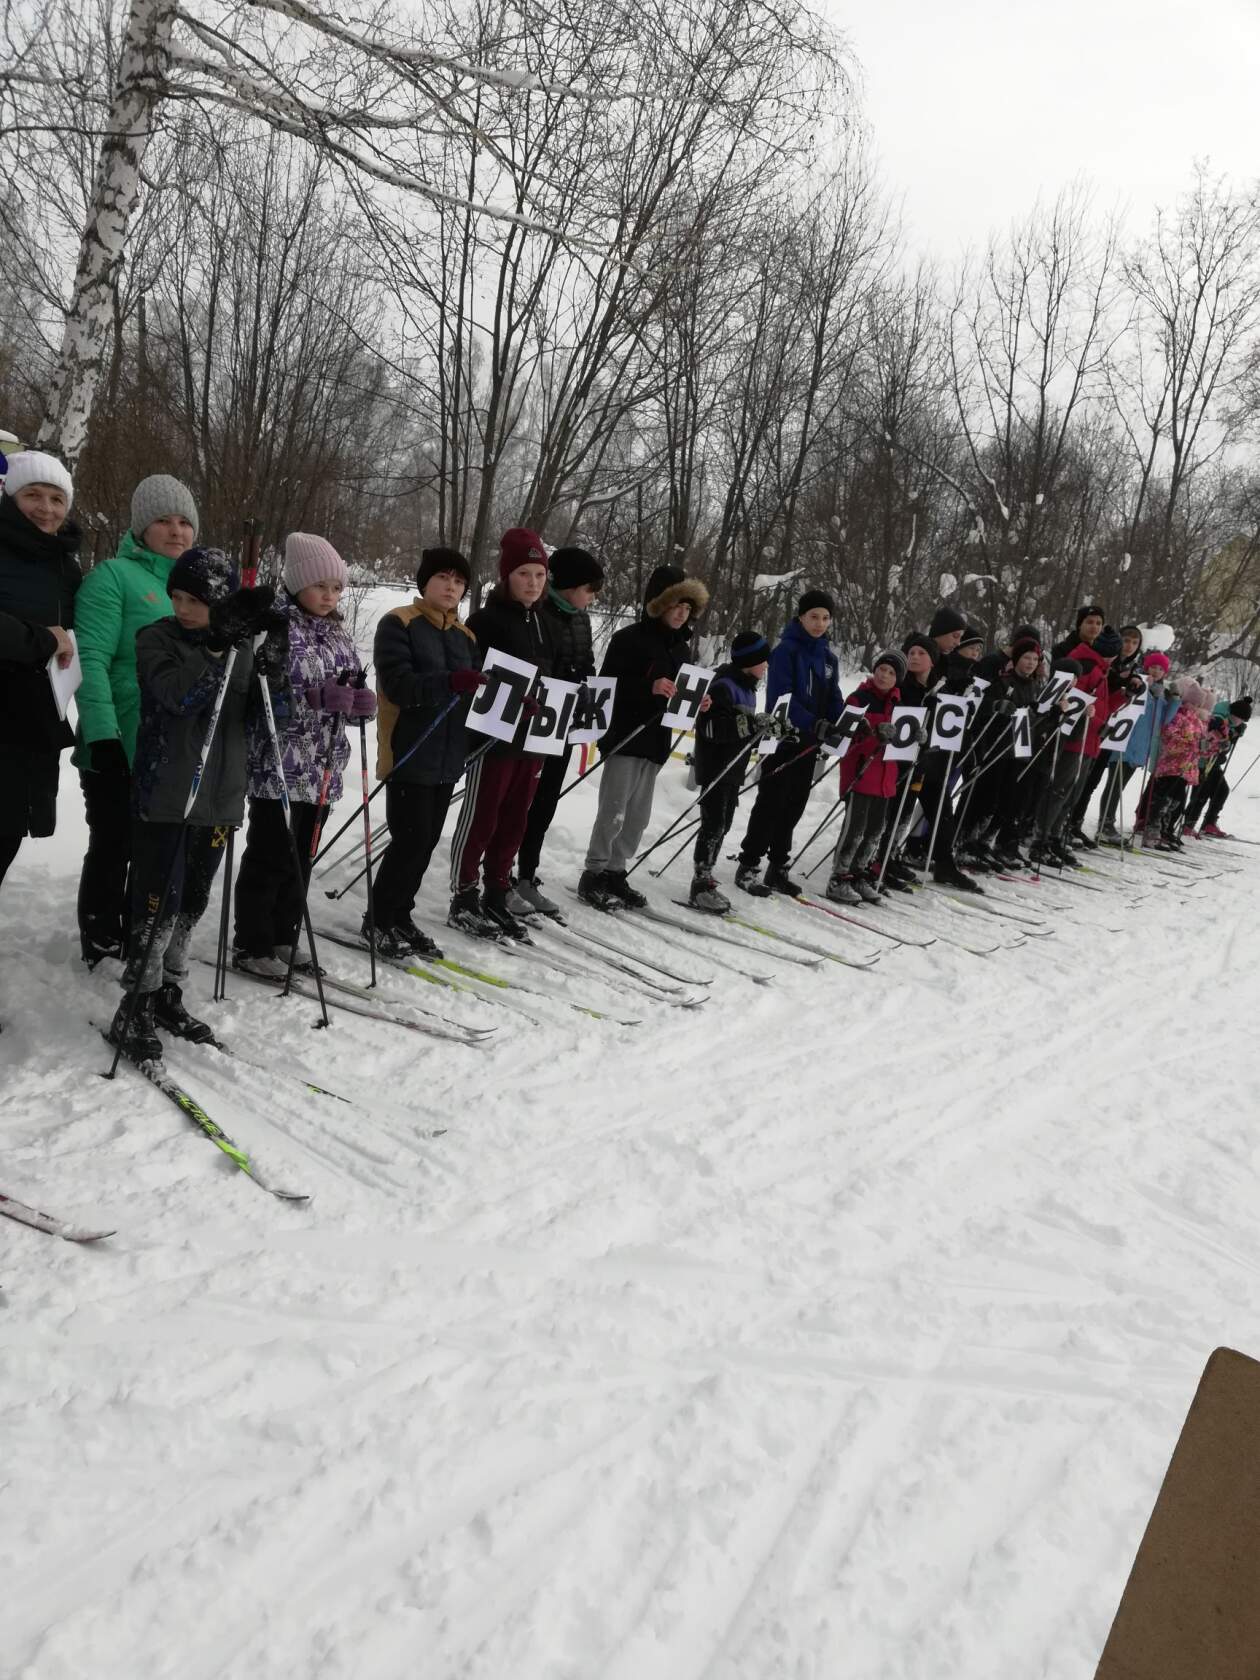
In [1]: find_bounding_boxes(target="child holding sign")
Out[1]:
[689,629,772,913]
[579,564,709,911]
[449,527,558,939]
[825,649,904,905]
[513,545,605,918]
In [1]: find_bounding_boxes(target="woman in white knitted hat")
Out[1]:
[72,472,199,965]
[0,450,82,898]
[232,532,376,977]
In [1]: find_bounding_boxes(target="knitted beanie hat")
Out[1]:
[1142,651,1171,676]
[872,647,907,683]
[1011,623,1041,645]
[1092,625,1123,660]
[3,450,74,509]
[901,632,936,659]
[284,532,348,595]
[731,629,770,669]
[499,526,548,582]
[929,604,967,638]
[167,546,238,606]
[131,474,198,542]
[1011,636,1042,664]
[416,546,471,592]
[549,546,604,591]
[1075,602,1105,628]
[958,625,984,651]
[1230,696,1253,720]
[797,588,836,618]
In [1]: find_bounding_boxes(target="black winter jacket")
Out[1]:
[540,587,596,683]
[374,600,478,785]
[466,586,558,757]
[131,617,257,826]
[694,663,759,782]
[601,614,692,766]
[0,495,81,755]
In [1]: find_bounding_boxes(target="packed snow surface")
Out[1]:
[3,631,1258,1677]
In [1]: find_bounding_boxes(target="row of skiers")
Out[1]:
[0,447,1249,1060]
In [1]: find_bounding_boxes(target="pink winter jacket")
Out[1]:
[1153,706,1206,784]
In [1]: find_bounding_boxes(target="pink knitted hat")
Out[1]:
[284,532,348,595]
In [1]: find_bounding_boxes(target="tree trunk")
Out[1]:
[35,0,175,465]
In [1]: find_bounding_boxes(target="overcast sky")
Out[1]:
[836,0,1260,259]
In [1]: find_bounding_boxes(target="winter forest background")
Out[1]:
[3,0,1260,671]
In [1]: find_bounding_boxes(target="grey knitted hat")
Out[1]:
[131,474,199,543]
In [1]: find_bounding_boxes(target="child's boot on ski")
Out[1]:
[854,874,883,904]
[152,982,214,1044]
[764,864,803,896]
[578,869,621,911]
[107,992,163,1062]
[448,885,504,940]
[513,876,560,917]
[601,870,648,910]
[481,885,531,940]
[825,873,861,905]
[734,863,772,898]
[689,874,731,914]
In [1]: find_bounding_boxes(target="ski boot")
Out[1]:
[448,885,504,940]
[825,874,861,905]
[371,924,423,961]
[577,869,622,911]
[152,982,215,1045]
[932,859,983,894]
[276,942,325,978]
[734,863,772,898]
[854,874,883,904]
[1202,822,1230,839]
[233,949,291,980]
[107,991,163,1062]
[764,864,803,896]
[601,870,648,910]
[689,874,731,914]
[513,876,560,917]
[481,885,531,939]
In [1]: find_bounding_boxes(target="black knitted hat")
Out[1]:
[167,546,238,606]
[549,546,604,591]
[929,604,967,638]
[417,546,471,591]
[731,629,771,668]
[797,588,836,618]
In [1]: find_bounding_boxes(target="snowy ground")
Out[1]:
[4,626,1260,1677]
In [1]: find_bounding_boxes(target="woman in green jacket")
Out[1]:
[74,473,199,964]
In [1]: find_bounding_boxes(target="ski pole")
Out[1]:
[105,645,242,1079]
[803,797,854,881]
[253,672,332,1025]
[790,781,849,872]
[356,714,378,987]
[630,731,765,878]
[953,720,1013,843]
[213,824,235,1002]
[919,746,959,886]
[311,693,461,866]
[874,752,920,894]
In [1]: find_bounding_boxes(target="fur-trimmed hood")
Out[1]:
[643,563,709,620]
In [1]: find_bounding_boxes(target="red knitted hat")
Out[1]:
[499,526,547,582]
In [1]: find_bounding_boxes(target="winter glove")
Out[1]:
[89,738,129,779]
[912,722,929,745]
[207,586,280,652]
[252,619,290,678]
[449,668,488,696]
[812,718,835,743]
[753,710,791,739]
[874,721,896,742]
[992,696,1016,717]
[351,685,377,720]
[304,677,355,714]
[854,715,875,741]
[520,694,542,720]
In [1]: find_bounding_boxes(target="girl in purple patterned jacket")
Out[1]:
[232,533,375,976]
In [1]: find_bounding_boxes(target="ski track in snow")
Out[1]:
[3,687,1260,1678]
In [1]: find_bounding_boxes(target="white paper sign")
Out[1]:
[929,693,970,752]
[1011,707,1033,759]
[1058,685,1094,738]
[1036,670,1074,714]
[885,705,927,763]
[661,662,715,731]
[819,703,869,760]
[567,677,616,746]
[1099,697,1147,752]
[47,628,82,722]
[466,647,538,743]
[524,675,581,757]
